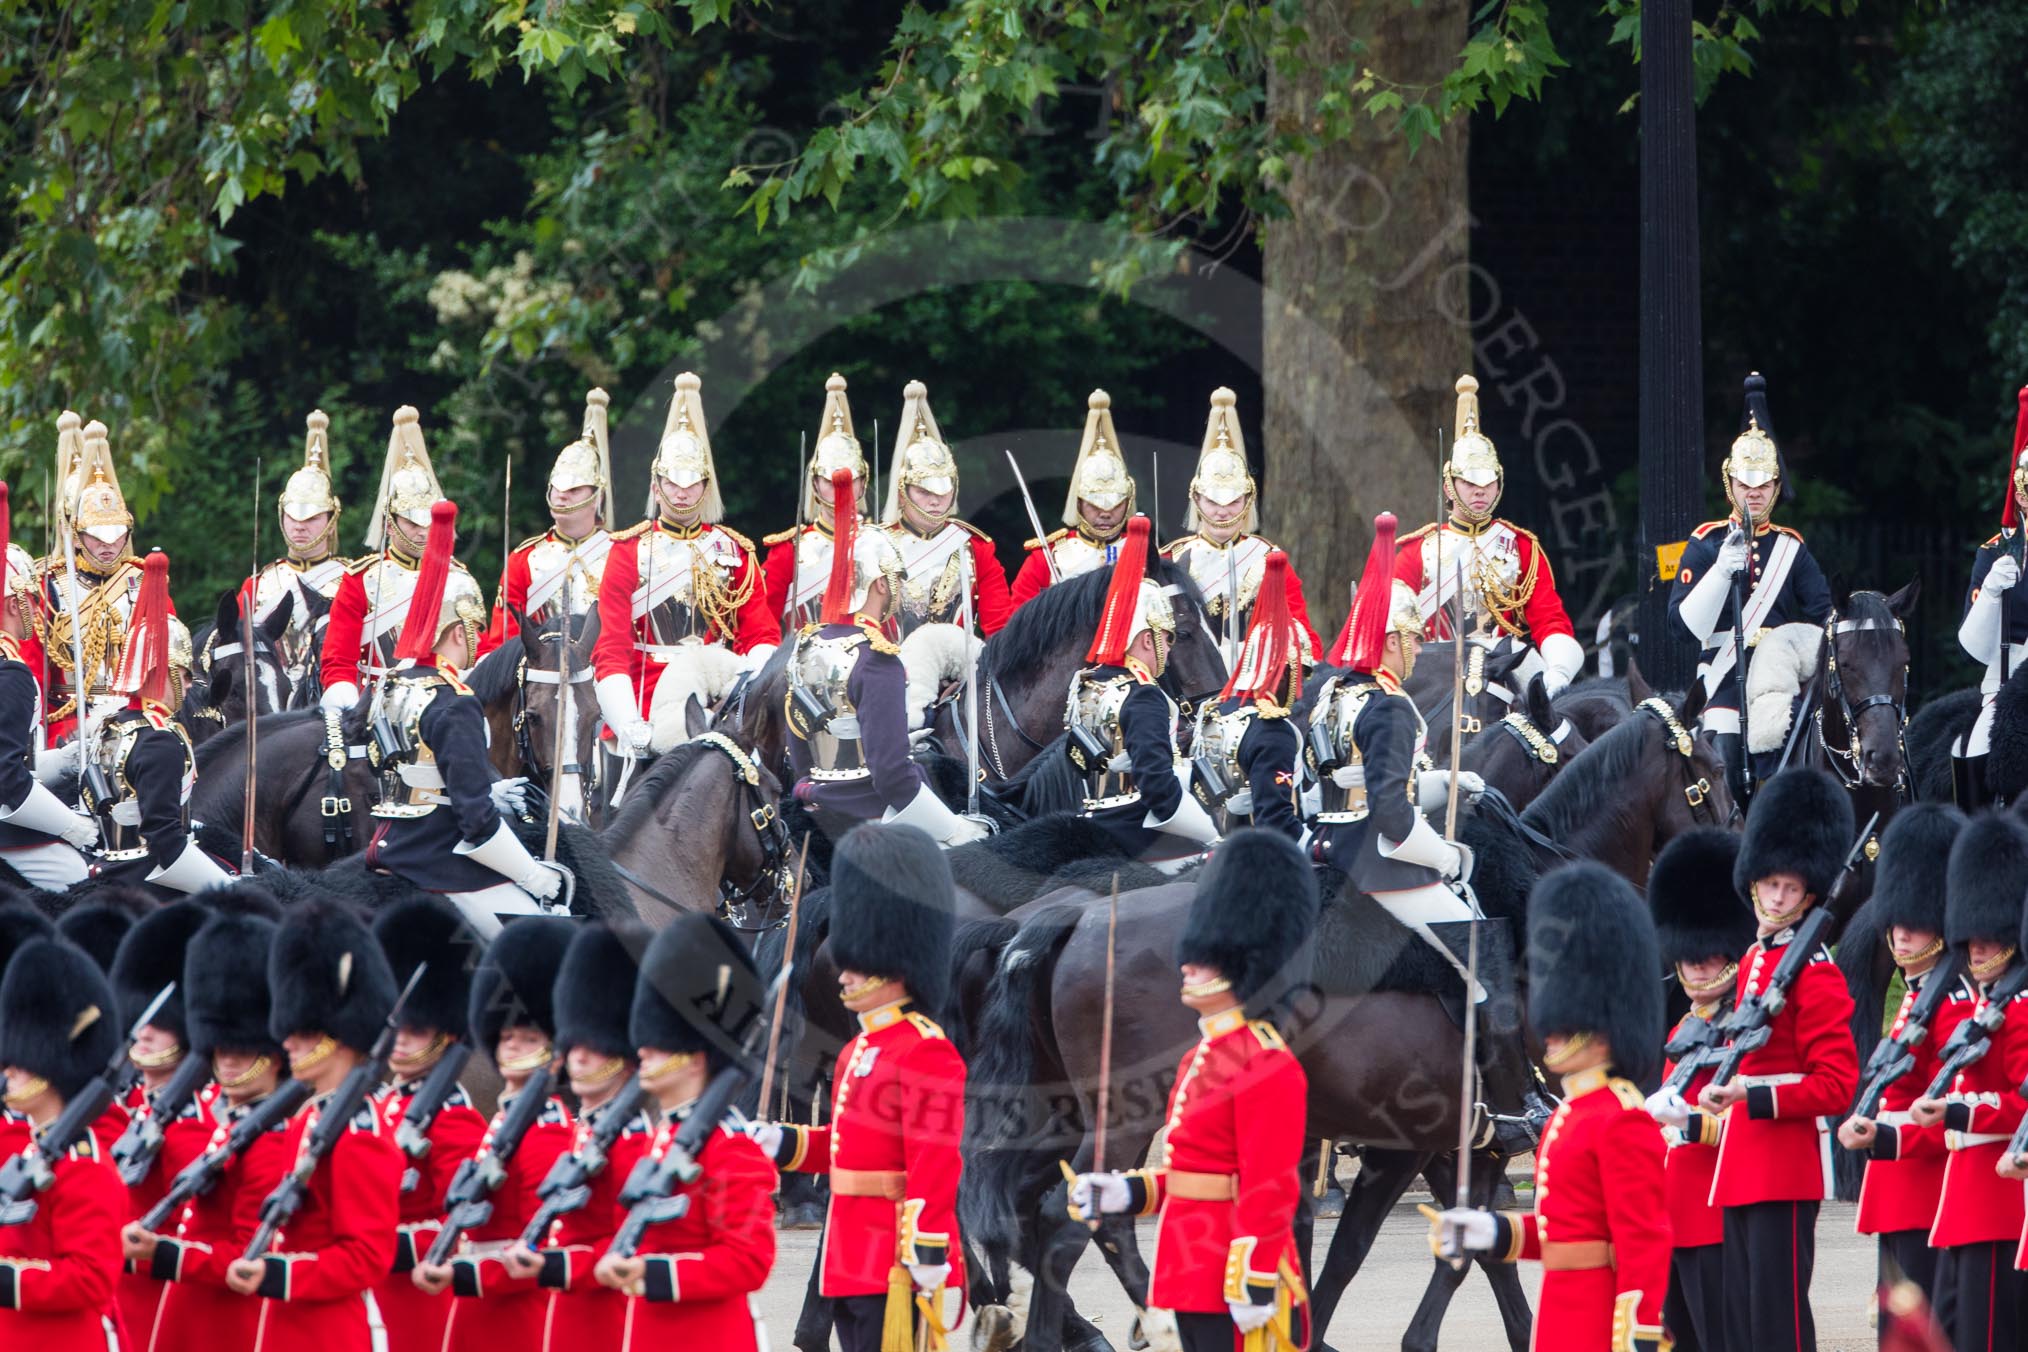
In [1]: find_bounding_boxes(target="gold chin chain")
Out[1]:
[388,1032,450,1076]
[1542,1032,1594,1072]
[500,1044,556,1076]
[2,1074,50,1108]
[1972,946,2019,984]
[1679,962,1739,1004]
[575,1055,628,1088]
[641,1051,699,1088]
[840,974,894,1003]
[290,1034,339,1074]
[1895,938,1945,973]
[1181,976,1232,999]
[131,1042,185,1071]
[217,1054,275,1090]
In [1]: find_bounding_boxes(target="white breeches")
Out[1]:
[3,841,90,889]
[442,883,547,938]
[1372,881,1487,1003]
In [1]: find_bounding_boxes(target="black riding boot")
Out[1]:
[1426,920,1554,1156]
[1953,753,1991,810]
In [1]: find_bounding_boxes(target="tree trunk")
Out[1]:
[1264,0,1470,631]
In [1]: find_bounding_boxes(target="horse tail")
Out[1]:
[942,916,1021,1058]
[1833,893,1894,1203]
[961,902,1084,1284]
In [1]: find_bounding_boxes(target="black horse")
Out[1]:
[178,589,295,746]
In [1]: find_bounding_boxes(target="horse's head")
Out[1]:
[515,607,601,799]
[1825,581,1917,789]
[183,589,292,738]
[1148,558,1226,727]
[1631,661,1734,849]
[1464,673,1591,812]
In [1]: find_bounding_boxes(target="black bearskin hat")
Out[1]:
[629,913,763,1074]
[57,903,135,976]
[1946,811,2028,948]
[1732,769,1854,902]
[111,899,212,1043]
[1871,802,1964,937]
[185,911,282,1058]
[0,939,120,1102]
[557,921,648,1062]
[1649,828,1753,969]
[468,917,575,1057]
[829,823,954,1017]
[199,881,284,921]
[0,904,54,975]
[267,899,399,1053]
[373,897,484,1041]
[1176,829,1319,1013]
[1527,862,1666,1085]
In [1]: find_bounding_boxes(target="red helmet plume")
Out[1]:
[394,500,459,663]
[1328,513,1400,672]
[820,469,860,624]
[1085,516,1154,666]
[112,551,173,706]
[2003,386,2028,530]
[1221,549,1306,703]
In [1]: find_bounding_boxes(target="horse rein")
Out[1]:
[1814,609,1910,797]
[1636,697,1721,826]
[692,732,793,929]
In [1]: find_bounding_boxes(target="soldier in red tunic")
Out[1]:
[1074,829,1316,1351]
[1009,390,1138,610]
[479,388,613,658]
[592,911,775,1350]
[592,372,777,758]
[129,899,297,1352]
[751,822,965,1351]
[1834,804,1975,1330]
[763,373,875,632]
[1643,827,1755,1352]
[1394,375,1585,695]
[1911,812,2028,1349]
[221,898,403,1352]
[370,897,489,1352]
[413,919,577,1352]
[501,919,656,1350]
[1434,861,1672,1352]
[877,379,1013,640]
[1694,769,1860,1351]
[0,937,127,1352]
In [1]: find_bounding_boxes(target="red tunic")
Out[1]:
[373,1076,488,1352]
[884,523,1014,636]
[1116,1007,1307,1315]
[1858,972,1974,1237]
[1661,1009,1726,1249]
[149,1092,297,1352]
[1393,519,1576,644]
[0,1133,126,1352]
[1707,931,1858,1208]
[531,1101,654,1350]
[614,1113,776,1351]
[1158,533,1323,661]
[319,558,400,694]
[1928,977,2028,1249]
[478,529,611,657]
[776,1001,966,1299]
[118,1077,221,1350]
[592,522,777,720]
[1491,1066,1671,1351]
[246,1093,402,1352]
[441,1093,576,1352]
[1007,527,1120,614]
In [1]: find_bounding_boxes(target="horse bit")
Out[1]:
[1814,612,1909,797]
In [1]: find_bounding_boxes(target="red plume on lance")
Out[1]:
[111,550,173,707]
[1221,549,1302,704]
[1329,512,1400,672]
[2003,386,2028,530]
[820,468,860,625]
[1085,515,1154,666]
[394,500,459,664]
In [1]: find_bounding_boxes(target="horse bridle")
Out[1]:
[1814,610,1910,797]
[1492,710,1568,766]
[693,732,793,929]
[190,628,283,726]
[1636,697,1722,826]
[513,640,598,790]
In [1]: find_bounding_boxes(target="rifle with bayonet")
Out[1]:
[1656,1004,1729,1101]
[140,1079,314,1231]
[112,1048,214,1186]
[1916,960,2028,1103]
[394,1041,475,1193]
[0,983,178,1226]
[1705,813,1879,1093]
[243,965,423,1260]
[423,1062,557,1266]
[1847,950,1969,1132]
[515,1075,649,1249]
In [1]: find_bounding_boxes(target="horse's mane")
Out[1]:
[467,636,523,705]
[980,553,1204,683]
[1554,675,1630,715]
[1521,709,1656,847]
[603,740,723,841]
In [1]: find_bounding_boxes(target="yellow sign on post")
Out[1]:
[1654,540,1689,583]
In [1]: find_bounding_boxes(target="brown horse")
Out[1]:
[1462,672,1593,811]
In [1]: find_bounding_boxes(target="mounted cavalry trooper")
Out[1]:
[82,551,233,894]
[1431,862,1672,1352]
[1190,549,1309,843]
[785,469,984,847]
[1309,512,1548,1152]
[40,415,163,746]
[749,824,964,1352]
[243,410,354,682]
[1073,830,1316,1352]
[878,379,1012,639]
[480,387,613,658]
[319,405,484,716]
[592,372,777,759]
[1951,385,2028,807]
[362,502,567,935]
[1394,375,1584,696]
[1161,387,1321,660]
[764,372,872,633]
[1068,514,1221,870]
[1010,389,1138,610]
[1668,372,1833,799]
[0,484,95,887]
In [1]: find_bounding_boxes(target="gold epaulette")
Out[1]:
[1985,532,2006,549]
[717,524,757,552]
[441,668,473,696]
[1689,520,1730,540]
[1505,521,1543,548]
[611,519,656,541]
[857,619,900,656]
[1023,527,1070,551]
[1608,1077,1645,1110]
[1771,523,1804,541]
[905,1011,948,1041]
[762,526,802,547]
[1246,1018,1287,1051]
[950,518,989,542]
[514,532,551,552]
[1253,696,1290,719]
[1158,532,1200,557]
[344,555,377,576]
[1397,521,1439,544]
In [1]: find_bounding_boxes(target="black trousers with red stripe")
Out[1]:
[1721,1200,1818,1351]
[1176,1311,1236,1352]
[1934,1241,2028,1352]
[1665,1242,1726,1352]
